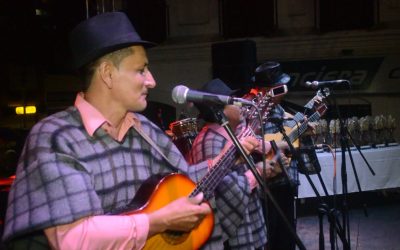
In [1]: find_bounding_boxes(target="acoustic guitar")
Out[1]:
[111,86,284,249]
[263,89,329,184]
[264,88,330,148]
[264,104,328,148]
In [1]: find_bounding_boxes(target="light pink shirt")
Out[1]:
[44,93,149,250]
[75,93,141,141]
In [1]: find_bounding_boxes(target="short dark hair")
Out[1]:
[77,47,134,91]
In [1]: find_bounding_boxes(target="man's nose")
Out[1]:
[145,71,156,88]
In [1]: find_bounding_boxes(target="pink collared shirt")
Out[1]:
[44,93,149,250]
[75,92,141,142]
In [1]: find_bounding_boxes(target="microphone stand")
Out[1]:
[301,87,353,249]
[277,118,349,249]
[326,87,375,250]
[211,107,307,250]
[272,111,350,250]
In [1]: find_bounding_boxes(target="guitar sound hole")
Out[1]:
[161,230,189,245]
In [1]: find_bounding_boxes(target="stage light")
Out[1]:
[15,107,24,115]
[25,106,36,114]
[15,106,37,115]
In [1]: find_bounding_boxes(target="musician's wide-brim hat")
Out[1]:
[200,78,238,97]
[252,61,291,87]
[69,11,156,69]
[195,78,238,122]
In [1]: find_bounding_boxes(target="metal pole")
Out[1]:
[85,0,89,19]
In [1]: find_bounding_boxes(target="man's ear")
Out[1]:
[98,61,114,89]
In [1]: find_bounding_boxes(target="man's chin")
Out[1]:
[131,102,147,112]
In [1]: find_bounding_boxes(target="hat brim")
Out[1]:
[229,88,241,96]
[251,73,291,87]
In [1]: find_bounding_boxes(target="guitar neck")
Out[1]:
[304,97,316,110]
[191,92,274,201]
[190,126,256,201]
[287,111,321,143]
[286,90,329,143]
[191,145,237,200]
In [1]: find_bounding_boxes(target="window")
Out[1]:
[318,0,376,32]
[126,0,168,43]
[220,0,275,38]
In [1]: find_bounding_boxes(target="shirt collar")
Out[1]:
[74,92,141,138]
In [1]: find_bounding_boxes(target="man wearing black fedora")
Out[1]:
[251,61,297,250]
[249,61,315,250]
[2,12,260,249]
[189,78,289,250]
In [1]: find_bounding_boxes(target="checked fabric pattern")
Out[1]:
[2,107,209,248]
[189,124,267,250]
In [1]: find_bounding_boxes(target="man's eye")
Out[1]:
[138,68,147,75]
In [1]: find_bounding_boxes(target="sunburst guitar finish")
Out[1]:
[120,173,214,250]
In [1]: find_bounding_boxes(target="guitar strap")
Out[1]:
[132,124,180,172]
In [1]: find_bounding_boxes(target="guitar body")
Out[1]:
[264,126,300,149]
[121,173,214,250]
[263,101,328,180]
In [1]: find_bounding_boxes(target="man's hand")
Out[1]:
[305,95,324,135]
[256,160,279,179]
[231,136,260,164]
[276,140,289,151]
[278,153,290,169]
[305,121,318,135]
[240,136,260,155]
[256,152,290,179]
[147,192,211,236]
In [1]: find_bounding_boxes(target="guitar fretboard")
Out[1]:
[287,106,325,143]
[191,127,255,200]
[191,92,273,201]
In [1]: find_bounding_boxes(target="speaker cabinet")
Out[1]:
[211,40,257,94]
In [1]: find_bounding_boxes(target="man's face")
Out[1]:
[223,104,242,128]
[110,45,156,112]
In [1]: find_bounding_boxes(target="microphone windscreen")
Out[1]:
[172,85,188,104]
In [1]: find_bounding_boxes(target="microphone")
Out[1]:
[172,85,253,107]
[303,79,349,89]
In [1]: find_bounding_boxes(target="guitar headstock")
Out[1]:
[241,91,270,121]
[242,85,288,121]
[316,87,330,99]
[241,85,288,133]
[316,103,328,117]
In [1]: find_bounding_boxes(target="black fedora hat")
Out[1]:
[199,78,237,97]
[252,61,291,87]
[69,12,156,69]
[195,78,237,122]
